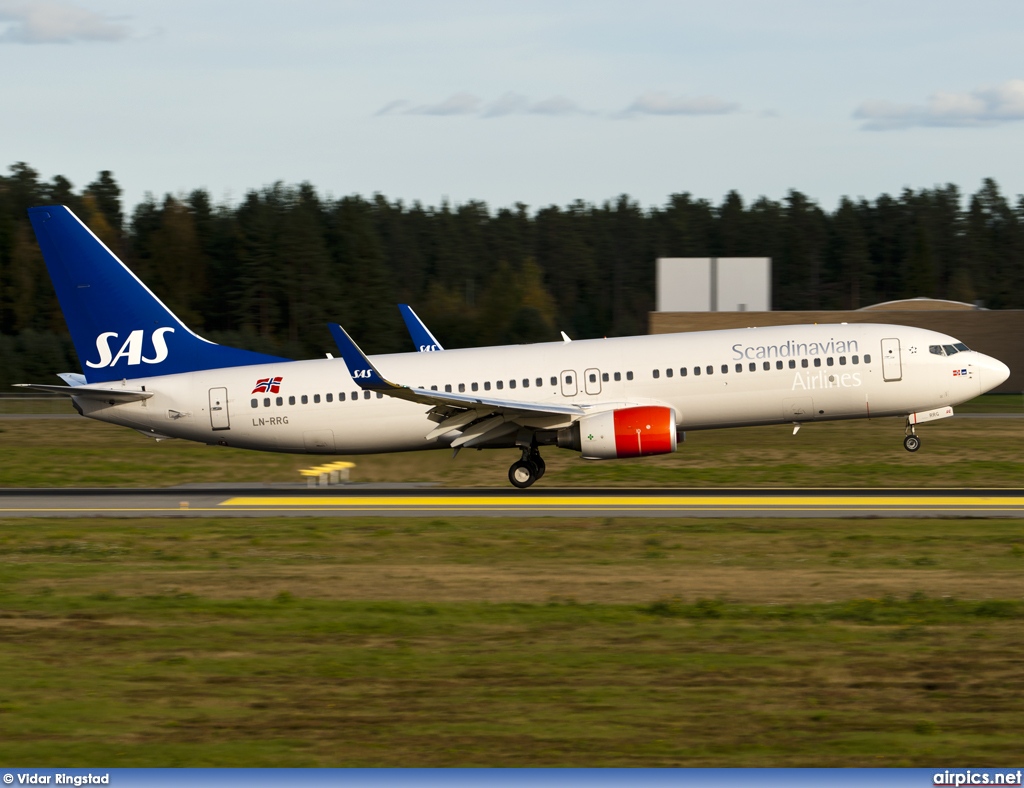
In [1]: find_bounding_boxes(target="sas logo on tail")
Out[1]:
[87,328,174,369]
[952,368,968,377]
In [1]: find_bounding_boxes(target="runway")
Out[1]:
[1,487,1023,518]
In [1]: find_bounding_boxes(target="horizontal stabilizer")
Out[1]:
[14,383,153,403]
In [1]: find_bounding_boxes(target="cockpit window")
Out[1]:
[929,345,945,356]
[954,342,970,352]
[943,344,959,356]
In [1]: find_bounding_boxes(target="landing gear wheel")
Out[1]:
[904,434,921,452]
[531,454,546,480]
[509,460,538,489]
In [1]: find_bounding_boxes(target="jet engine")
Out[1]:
[557,405,677,459]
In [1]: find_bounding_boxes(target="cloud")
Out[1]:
[408,92,482,116]
[377,92,589,119]
[854,79,1024,130]
[483,92,586,118]
[0,0,130,43]
[527,95,586,116]
[619,92,740,117]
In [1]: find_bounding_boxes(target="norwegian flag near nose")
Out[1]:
[252,376,283,394]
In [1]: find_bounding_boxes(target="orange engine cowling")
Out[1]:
[570,405,677,460]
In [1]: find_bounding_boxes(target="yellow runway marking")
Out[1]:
[221,495,1024,510]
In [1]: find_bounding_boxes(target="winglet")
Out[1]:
[399,304,444,352]
[328,323,393,390]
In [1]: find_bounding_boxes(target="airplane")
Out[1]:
[17,205,1011,489]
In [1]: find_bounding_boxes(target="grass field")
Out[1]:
[0,405,1023,489]
[1,397,1022,765]
[1,515,1023,766]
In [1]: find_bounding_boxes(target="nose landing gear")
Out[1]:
[904,420,921,452]
[508,447,546,488]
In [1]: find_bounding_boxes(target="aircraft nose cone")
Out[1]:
[977,355,1011,392]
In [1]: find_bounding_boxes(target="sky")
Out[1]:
[2,0,1024,215]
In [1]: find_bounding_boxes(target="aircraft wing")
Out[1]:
[329,323,585,446]
[14,383,154,403]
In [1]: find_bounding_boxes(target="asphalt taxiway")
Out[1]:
[1,487,1022,518]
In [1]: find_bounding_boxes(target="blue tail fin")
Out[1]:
[28,205,287,383]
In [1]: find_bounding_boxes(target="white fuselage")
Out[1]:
[74,323,1004,455]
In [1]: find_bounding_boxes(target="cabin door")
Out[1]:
[209,387,230,430]
[584,368,602,395]
[881,338,902,382]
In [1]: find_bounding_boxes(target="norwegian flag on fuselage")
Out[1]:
[252,376,283,394]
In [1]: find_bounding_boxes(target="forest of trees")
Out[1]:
[1,160,1023,388]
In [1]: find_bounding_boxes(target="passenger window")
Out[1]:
[813,358,821,367]
[775,361,783,370]
[706,366,713,375]
[264,398,270,407]
[851,356,859,365]
[614,372,621,381]
[458,383,465,393]
[801,359,808,368]
[564,375,573,384]
[864,354,872,363]
[444,384,452,393]
[496,380,504,390]
[301,395,308,404]
[839,356,846,366]
[251,399,258,408]
[288,396,296,405]
[524,379,531,387]
[666,369,673,378]
[484,382,491,391]
[721,364,728,374]
[313,394,320,403]
[788,360,795,369]
[763,362,770,371]
[472,382,479,392]
[735,363,742,373]
[826,357,834,367]
[352,391,358,400]
[327,393,333,402]
[680,367,687,377]
[510,380,516,389]
[694,366,701,376]
[535,378,543,387]
[749,362,756,372]
[626,371,633,381]
[550,376,557,386]
[653,369,660,379]
[276,396,283,406]
[376,392,383,398]
[601,373,608,382]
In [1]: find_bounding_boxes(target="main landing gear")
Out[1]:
[904,420,921,452]
[509,447,546,489]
